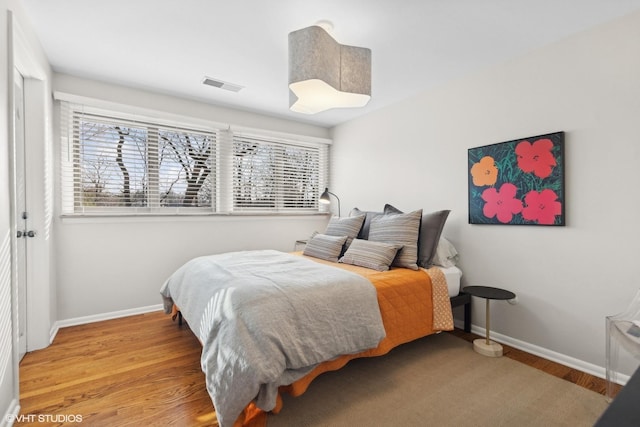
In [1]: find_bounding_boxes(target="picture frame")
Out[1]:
[468,131,565,226]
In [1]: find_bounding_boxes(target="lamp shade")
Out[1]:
[319,187,340,216]
[288,25,371,114]
[319,188,332,204]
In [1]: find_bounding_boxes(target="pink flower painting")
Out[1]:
[469,131,564,225]
[481,183,523,224]
[522,189,562,225]
[515,138,557,179]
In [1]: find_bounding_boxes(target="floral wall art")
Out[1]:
[468,131,565,226]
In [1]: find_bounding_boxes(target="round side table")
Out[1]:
[463,285,516,357]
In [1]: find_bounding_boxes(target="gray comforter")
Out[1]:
[160,249,385,427]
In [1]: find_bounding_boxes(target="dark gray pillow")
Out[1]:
[303,233,348,262]
[384,204,450,268]
[350,207,384,240]
[324,214,366,253]
[339,238,402,271]
[369,209,422,270]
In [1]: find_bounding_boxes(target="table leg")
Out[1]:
[464,300,471,333]
[472,297,503,357]
[485,298,490,345]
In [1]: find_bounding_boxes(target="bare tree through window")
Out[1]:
[233,137,320,211]
[77,116,215,209]
[62,104,326,215]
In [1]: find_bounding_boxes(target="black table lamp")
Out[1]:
[319,187,341,217]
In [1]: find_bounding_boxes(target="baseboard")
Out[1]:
[52,304,164,338]
[49,323,59,346]
[1,398,20,427]
[464,323,631,386]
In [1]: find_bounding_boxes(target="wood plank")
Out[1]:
[17,312,216,427]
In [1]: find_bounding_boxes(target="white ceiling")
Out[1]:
[20,0,640,128]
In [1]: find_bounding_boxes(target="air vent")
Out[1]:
[202,76,244,92]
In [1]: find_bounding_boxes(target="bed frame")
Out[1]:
[176,292,472,333]
[449,291,471,333]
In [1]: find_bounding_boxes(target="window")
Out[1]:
[233,133,324,212]
[59,101,328,215]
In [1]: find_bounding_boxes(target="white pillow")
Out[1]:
[431,237,459,268]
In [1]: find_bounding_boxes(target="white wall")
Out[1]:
[56,216,329,320]
[53,75,331,321]
[330,10,640,374]
[1,0,55,423]
[0,4,16,425]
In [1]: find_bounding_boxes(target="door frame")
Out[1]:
[9,11,53,357]
[12,68,27,361]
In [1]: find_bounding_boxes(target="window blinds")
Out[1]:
[232,132,327,212]
[59,101,328,215]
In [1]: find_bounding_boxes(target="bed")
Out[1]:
[160,206,464,427]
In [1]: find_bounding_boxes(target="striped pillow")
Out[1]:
[324,214,366,253]
[384,204,451,268]
[339,239,403,271]
[303,233,348,262]
[368,209,422,270]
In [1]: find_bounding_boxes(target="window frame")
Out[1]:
[57,95,330,217]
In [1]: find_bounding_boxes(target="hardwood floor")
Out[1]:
[17,312,217,426]
[17,311,614,426]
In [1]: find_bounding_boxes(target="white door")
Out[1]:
[13,70,28,360]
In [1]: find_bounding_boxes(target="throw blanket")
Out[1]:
[160,250,385,427]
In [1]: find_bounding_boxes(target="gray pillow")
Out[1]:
[324,214,366,253]
[303,233,348,262]
[368,209,422,270]
[350,207,384,240]
[384,204,451,268]
[339,238,403,271]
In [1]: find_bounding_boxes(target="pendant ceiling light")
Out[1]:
[288,23,371,114]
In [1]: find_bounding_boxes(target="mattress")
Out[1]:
[439,265,463,297]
